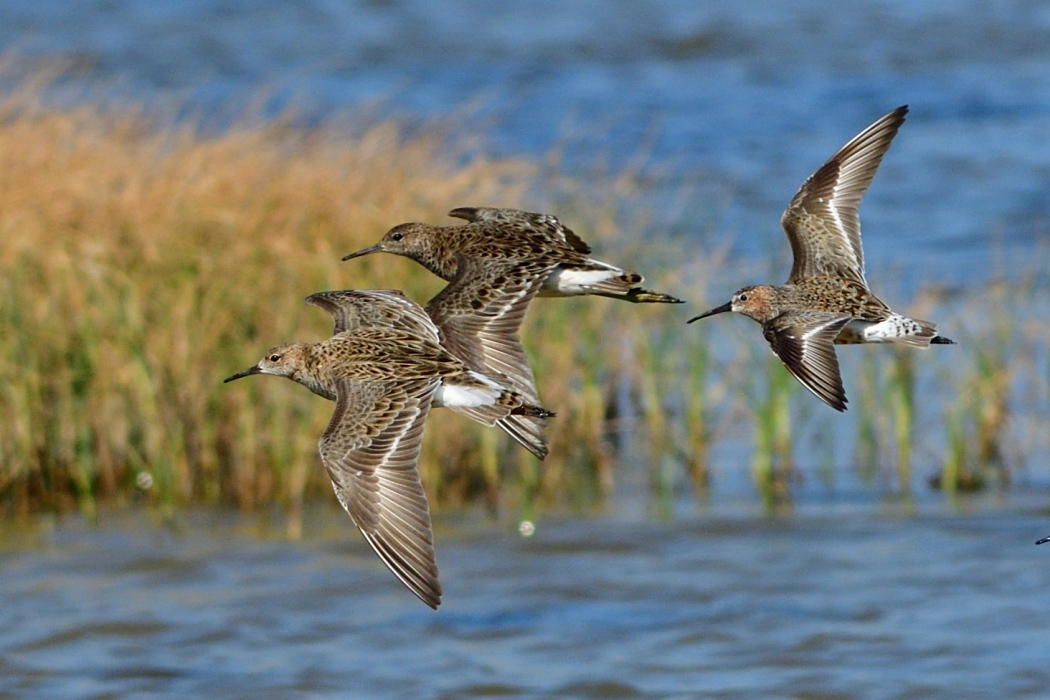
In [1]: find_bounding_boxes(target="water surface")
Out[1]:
[2,504,1049,699]
[1,5,1049,697]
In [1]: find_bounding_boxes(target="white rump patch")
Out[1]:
[542,265,622,296]
[837,316,929,344]
[433,375,501,408]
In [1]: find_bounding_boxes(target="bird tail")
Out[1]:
[619,287,685,304]
[584,270,685,304]
[888,316,945,348]
[440,371,554,458]
[497,414,552,460]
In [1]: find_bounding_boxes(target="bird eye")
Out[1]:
[738,293,749,302]
[391,232,404,241]
[268,354,281,362]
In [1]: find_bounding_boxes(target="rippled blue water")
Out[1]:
[2,3,1049,697]
[2,505,1050,699]
[1,0,1049,281]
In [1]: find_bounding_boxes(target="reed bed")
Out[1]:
[0,78,1048,522]
[0,82,548,517]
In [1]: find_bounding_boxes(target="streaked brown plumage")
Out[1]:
[223,289,552,609]
[689,105,954,412]
[423,255,555,458]
[344,207,683,304]
[342,208,683,454]
[309,288,550,458]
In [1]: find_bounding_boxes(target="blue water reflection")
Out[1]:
[0,0,1048,280]
[2,507,1049,698]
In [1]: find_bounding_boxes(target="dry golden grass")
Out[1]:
[0,77,697,521]
[0,74,1043,521]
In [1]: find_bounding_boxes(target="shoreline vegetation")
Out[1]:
[0,75,1046,529]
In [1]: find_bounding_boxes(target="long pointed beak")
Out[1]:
[223,365,261,383]
[687,301,732,323]
[341,243,383,261]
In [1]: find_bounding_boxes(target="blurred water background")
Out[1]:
[4,0,1050,280]
[2,1,1050,697]
[4,504,1050,699]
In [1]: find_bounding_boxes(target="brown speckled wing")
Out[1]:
[318,376,442,609]
[447,206,593,254]
[763,313,853,412]
[426,255,549,400]
[306,289,441,341]
[781,105,908,285]
[425,255,553,459]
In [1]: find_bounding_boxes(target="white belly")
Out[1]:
[835,319,877,344]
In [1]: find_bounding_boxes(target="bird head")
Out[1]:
[224,342,309,383]
[687,285,777,324]
[342,223,428,261]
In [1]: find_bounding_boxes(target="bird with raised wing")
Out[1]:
[309,288,551,460]
[345,207,684,305]
[224,289,553,609]
[688,105,954,412]
[342,208,683,453]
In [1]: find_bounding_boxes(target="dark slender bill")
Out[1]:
[223,365,261,382]
[687,301,732,323]
[685,107,953,413]
[342,243,383,261]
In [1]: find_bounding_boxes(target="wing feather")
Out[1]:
[306,289,441,341]
[763,313,853,412]
[448,206,593,254]
[781,106,908,284]
[425,255,553,459]
[318,377,442,609]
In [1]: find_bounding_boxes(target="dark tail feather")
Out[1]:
[497,415,550,460]
[622,287,685,304]
[512,403,556,418]
[931,335,956,345]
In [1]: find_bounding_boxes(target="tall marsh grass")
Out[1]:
[0,81,549,517]
[0,76,1047,521]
